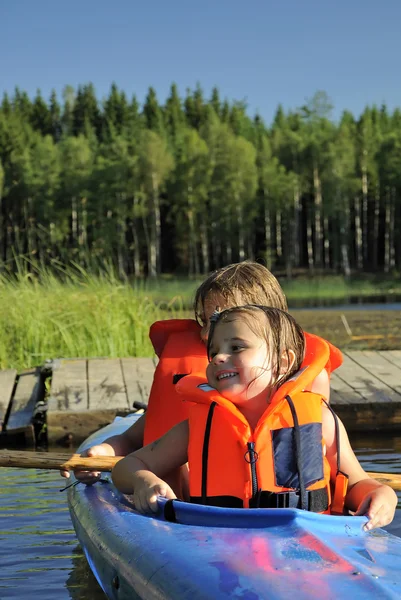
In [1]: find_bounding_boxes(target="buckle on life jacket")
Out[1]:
[249,488,329,512]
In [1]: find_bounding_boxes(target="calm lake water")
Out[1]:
[293,300,401,311]
[0,436,400,600]
[289,295,401,309]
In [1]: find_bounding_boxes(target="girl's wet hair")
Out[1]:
[194,261,287,325]
[207,305,305,387]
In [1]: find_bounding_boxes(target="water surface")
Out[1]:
[0,469,105,599]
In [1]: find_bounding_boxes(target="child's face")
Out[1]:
[198,293,231,343]
[206,315,275,407]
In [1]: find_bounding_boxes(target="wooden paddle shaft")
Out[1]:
[0,450,121,472]
[0,451,401,491]
[366,472,401,491]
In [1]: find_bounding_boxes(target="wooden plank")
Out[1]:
[334,403,401,432]
[329,389,346,404]
[329,388,362,405]
[121,357,156,408]
[329,372,366,404]
[380,350,401,370]
[335,352,401,403]
[88,359,129,410]
[47,408,130,447]
[5,368,44,444]
[349,350,401,395]
[46,358,135,446]
[47,359,88,412]
[0,369,17,430]
[40,351,401,443]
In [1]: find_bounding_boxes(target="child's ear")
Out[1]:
[279,349,296,376]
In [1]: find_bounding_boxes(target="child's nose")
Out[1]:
[212,352,228,364]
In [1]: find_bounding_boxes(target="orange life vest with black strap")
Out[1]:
[143,320,206,445]
[143,319,343,447]
[176,335,348,513]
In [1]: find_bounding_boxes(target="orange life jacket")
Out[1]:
[143,320,206,445]
[143,319,343,446]
[176,335,348,513]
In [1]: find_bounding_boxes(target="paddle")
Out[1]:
[0,450,401,491]
[0,450,120,472]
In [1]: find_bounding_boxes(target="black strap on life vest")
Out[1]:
[190,487,328,512]
[201,401,217,504]
[285,394,308,510]
[322,399,348,479]
[249,487,328,511]
[172,373,188,384]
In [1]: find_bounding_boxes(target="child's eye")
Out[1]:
[232,345,244,352]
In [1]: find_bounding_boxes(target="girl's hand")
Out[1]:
[132,471,176,514]
[59,443,115,485]
[354,485,398,530]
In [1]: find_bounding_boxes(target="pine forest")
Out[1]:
[0,84,400,278]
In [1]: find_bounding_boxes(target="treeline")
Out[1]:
[0,84,400,277]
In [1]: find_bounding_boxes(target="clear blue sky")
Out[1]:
[1,0,400,124]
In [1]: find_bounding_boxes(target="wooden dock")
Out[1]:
[0,351,401,447]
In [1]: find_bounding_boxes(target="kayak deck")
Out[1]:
[68,415,401,600]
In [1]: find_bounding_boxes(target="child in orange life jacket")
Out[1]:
[111,306,397,530]
[61,261,340,493]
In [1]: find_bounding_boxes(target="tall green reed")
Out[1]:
[0,258,399,370]
[0,261,192,371]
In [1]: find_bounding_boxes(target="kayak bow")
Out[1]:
[68,414,401,600]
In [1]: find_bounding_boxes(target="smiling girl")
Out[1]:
[63,262,341,496]
[111,306,397,529]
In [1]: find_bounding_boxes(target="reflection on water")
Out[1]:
[0,437,400,599]
[66,545,106,600]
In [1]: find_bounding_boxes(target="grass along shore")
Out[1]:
[0,265,400,371]
[0,267,177,371]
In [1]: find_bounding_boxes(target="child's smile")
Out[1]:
[215,370,238,381]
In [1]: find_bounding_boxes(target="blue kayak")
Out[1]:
[68,415,401,599]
